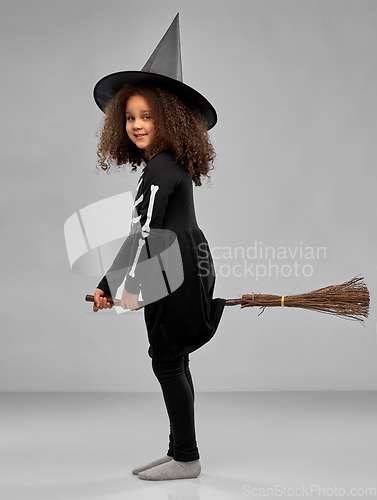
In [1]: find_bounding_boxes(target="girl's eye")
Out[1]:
[125,116,150,120]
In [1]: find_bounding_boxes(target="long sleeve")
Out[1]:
[96,152,182,298]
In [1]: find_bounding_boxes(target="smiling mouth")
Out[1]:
[135,134,147,139]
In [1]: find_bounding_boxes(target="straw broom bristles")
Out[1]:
[225,275,370,322]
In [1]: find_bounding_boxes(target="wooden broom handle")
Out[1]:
[85,294,143,307]
[85,294,241,307]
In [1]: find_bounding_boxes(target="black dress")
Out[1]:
[97,150,225,361]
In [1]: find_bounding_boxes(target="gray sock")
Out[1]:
[132,455,172,475]
[138,459,201,481]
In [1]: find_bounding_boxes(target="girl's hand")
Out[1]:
[121,287,142,311]
[93,288,114,312]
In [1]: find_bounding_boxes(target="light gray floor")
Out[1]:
[1,392,376,500]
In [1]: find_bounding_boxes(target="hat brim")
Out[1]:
[93,71,217,130]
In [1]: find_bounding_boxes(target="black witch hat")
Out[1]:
[93,14,217,129]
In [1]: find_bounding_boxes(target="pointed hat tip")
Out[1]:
[171,13,179,25]
[141,12,183,81]
[172,12,180,25]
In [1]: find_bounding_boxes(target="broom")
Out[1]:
[85,275,370,323]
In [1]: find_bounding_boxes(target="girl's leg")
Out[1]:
[131,354,195,476]
[137,354,200,480]
[167,354,195,457]
[153,354,199,463]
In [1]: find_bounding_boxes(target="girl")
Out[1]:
[92,15,225,481]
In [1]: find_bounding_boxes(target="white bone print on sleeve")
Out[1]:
[128,184,159,278]
[134,193,143,207]
[131,190,144,226]
[129,238,146,277]
[142,184,159,237]
[132,214,141,224]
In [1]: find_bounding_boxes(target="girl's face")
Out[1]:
[125,95,156,155]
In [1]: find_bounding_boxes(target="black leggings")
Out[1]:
[152,354,200,462]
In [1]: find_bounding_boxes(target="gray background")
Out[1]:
[1,0,376,392]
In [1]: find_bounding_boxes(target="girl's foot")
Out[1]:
[132,455,172,475]
[138,459,201,481]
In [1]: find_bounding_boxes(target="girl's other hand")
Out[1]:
[121,288,142,311]
[93,288,114,312]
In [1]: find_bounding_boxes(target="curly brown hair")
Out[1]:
[95,84,216,186]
